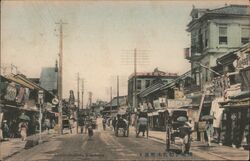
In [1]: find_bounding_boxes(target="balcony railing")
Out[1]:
[184,46,202,61]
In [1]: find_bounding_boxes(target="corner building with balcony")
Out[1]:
[186,4,250,90]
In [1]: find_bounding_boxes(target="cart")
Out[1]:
[115,110,130,137]
[135,111,149,138]
[165,109,192,153]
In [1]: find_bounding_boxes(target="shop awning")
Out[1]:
[20,106,39,112]
[160,71,191,90]
[221,104,249,108]
[158,109,166,113]
[5,74,43,90]
[138,82,164,98]
[152,111,159,116]
[219,98,250,108]
[5,75,36,90]
[228,90,250,100]
[148,113,153,116]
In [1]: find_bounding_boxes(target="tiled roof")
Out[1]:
[40,67,57,91]
[138,81,165,98]
[208,5,250,15]
[105,96,127,107]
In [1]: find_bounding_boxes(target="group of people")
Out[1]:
[102,113,148,137]
[1,116,58,142]
[1,120,29,141]
[77,116,95,139]
[102,115,126,132]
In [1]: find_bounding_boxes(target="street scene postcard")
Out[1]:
[0,0,249,161]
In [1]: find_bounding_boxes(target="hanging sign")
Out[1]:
[38,90,44,104]
[4,84,17,101]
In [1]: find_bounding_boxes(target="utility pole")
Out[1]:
[76,72,80,133]
[133,48,137,112]
[55,19,67,135]
[121,48,149,112]
[87,92,92,110]
[110,86,112,115]
[117,76,119,108]
[81,79,84,109]
[77,73,80,109]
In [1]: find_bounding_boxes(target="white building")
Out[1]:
[185,4,250,89]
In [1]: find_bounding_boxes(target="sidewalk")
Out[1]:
[0,129,57,161]
[146,129,249,160]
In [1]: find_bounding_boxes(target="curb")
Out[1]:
[147,135,230,160]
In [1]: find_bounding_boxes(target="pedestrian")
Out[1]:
[9,120,14,138]
[84,118,89,134]
[102,118,106,130]
[19,121,28,141]
[51,119,56,129]
[88,124,94,139]
[112,117,117,131]
[137,117,147,137]
[44,119,51,134]
[205,120,214,146]
[78,117,85,134]
[2,120,10,140]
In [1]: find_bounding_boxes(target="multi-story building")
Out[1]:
[184,4,250,143]
[127,68,178,111]
[185,4,250,91]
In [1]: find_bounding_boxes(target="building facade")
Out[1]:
[127,68,178,111]
[185,4,250,90]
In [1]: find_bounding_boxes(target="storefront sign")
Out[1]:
[167,99,192,108]
[153,100,161,109]
[206,76,231,97]
[38,90,44,104]
[174,90,185,99]
[4,84,17,101]
[203,81,214,94]
[159,97,166,103]
[236,52,250,69]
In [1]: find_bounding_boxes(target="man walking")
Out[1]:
[205,120,214,146]
[78,117,85,134]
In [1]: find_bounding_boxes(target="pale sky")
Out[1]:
[1,0,249,104]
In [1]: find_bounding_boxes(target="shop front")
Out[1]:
[220,98,249,148]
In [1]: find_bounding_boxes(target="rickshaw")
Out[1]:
[135,111,149,138]
[115,110,130,137]
[165,109,192,153]
[62,115,71,129]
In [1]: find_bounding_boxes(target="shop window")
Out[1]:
[219,27,228,45]
[205,68,208,82]
[241,28,250,45]
[198,29,203,52]
[205,30,208,47]
[137,80,142,90]
[145,80,150,88]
